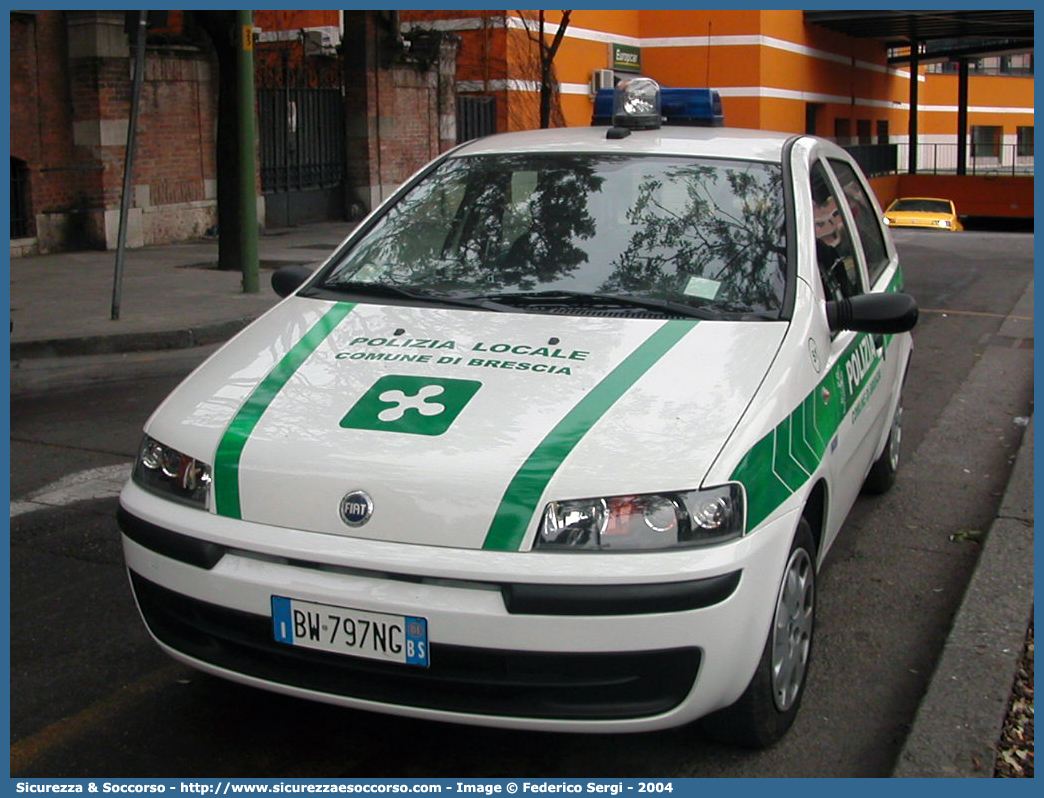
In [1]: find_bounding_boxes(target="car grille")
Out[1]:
[130,571,700,721]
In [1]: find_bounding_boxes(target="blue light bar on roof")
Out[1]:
[592,86,724,128]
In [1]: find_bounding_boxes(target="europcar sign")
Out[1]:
[611,43,641,72]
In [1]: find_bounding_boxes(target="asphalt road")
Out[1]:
[9,229,1034,778]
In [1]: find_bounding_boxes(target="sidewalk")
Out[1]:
[7,223,1035,775]
[893,415,1034,776]
[892,281,1035,778]
[9,221,357,360]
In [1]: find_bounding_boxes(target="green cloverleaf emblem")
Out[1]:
[340,375,482,436]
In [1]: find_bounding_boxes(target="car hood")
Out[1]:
[147,297,786,550]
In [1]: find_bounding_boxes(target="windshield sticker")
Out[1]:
[340,375,481,436]
[682,276,721,300]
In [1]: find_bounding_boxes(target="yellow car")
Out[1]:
[883,197,963,231]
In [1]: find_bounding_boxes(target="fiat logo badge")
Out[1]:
[339,490,373,527]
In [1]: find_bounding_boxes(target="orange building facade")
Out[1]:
[11,9,1032,256]
[402,10,1033,169]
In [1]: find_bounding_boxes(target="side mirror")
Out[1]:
[826,292,918,334]
[271,264,314,298]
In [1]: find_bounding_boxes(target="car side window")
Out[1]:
[827,159,890,286]
[810,161,863,303]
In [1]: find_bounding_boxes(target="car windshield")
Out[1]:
[890,199,953,214]
[319,153,788,318]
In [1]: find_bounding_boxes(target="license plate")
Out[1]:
[271,596,429,667]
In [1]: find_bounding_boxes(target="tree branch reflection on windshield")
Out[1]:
[322,153,787,317]
[602,162,786,313]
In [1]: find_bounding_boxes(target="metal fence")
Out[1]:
[842,144,898,178]
[895,143,1031,176]
[843,142,1033,177]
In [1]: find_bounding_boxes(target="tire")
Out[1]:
[863,397,902,495]
[699,518,816,748]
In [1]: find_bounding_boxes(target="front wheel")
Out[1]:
[863,397,902,495]
[699,519,816,748]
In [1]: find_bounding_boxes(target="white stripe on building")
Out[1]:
[407,16,916,80]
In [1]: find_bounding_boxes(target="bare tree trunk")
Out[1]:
[539,11,570,129]
[197,11,244,270]
[516,10,572,129]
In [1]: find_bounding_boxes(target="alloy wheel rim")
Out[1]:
[771,546,814,712]
[888,404,903,471]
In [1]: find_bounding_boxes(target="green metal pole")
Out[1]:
[236,10,259,293]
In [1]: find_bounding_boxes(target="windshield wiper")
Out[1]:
[306,281,509,312]
[460,290,724,319]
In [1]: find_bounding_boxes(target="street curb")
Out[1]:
[892,415,1034,777]
[10,317,257,361]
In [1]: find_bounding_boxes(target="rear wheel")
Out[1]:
[700,519,816,748]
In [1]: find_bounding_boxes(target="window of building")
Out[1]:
[833,118,851,145]
[805,103,822,135]
[925,53,1032,76]
[11,157,32,239]
[876,120,889,144]
[457,96,497,144]
[971,126,1002,159]
[1017,126,1034,157]
[1005,53,1033,75]
[856,119,872,145]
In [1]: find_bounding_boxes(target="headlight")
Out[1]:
[133,435,212,509]
[535,485,744,551]
[936,219,951,228]
[882,217,891,225]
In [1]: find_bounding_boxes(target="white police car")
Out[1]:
[119,79,916,747]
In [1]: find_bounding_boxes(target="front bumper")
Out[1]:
[884,217,957,230]
[129,570,701,721]
[119,481,798,732]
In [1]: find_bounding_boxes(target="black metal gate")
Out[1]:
[257,48,346,228]
[457,96,497,143]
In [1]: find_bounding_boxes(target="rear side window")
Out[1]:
[828,159,890,286]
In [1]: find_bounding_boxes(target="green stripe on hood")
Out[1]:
[214,303,356,518]
[482,319,698,551]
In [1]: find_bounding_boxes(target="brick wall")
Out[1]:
[134,48,219,245]
[10,11,219,254]
[11,11,98,249]
[342,12,460,214]
[11,10,460,255]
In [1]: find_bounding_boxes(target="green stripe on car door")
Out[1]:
[482,319,698,551]
[214,303,355,518]
[731,331,883,532]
